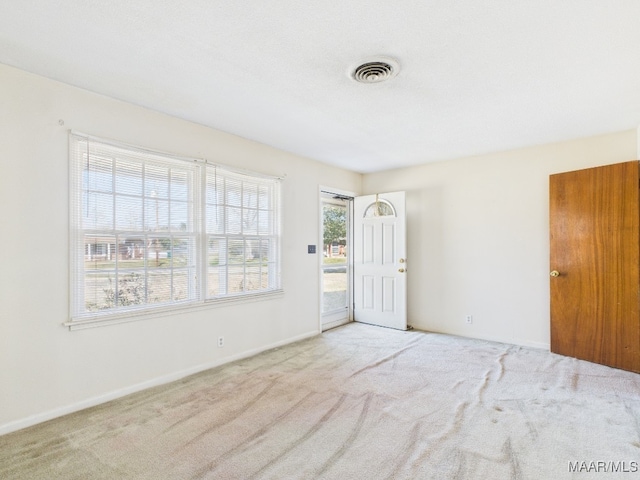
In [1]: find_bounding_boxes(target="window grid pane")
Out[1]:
[72,134,199,318]
[204,165,280,299]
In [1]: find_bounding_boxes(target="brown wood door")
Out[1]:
[550,161,640,372]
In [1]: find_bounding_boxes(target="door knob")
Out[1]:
[550,270,560,277]
[398,268,405,273]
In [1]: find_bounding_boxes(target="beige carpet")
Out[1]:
[2,323,640,479]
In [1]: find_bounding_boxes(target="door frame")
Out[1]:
[319,186,355,331]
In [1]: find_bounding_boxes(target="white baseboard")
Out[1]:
[517,339,551,350]
[410,324,550,351]
[481,332,550,350]
[0,329,320,436]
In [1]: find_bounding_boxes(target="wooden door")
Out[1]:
[550,161,640,372]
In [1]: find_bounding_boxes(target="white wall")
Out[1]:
[0,64,361,433]
[363,131,637,348]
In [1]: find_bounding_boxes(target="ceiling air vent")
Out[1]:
[351,57,399,84]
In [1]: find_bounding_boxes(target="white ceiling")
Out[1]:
[2,1,640,173]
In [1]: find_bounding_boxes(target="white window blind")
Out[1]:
[205,167,281,298]
[69,133,281,325]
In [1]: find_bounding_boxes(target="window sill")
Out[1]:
[64,289,285,331]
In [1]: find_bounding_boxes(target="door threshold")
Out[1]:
[322,318,352,332]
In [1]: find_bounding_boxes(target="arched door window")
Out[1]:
[363,197,396,218]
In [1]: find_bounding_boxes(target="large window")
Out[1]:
[69,133,281,326]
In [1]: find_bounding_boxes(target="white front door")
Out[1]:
[353,191,407,330]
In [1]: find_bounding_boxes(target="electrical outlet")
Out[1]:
[465,315,473,325]
[217,336,224,348]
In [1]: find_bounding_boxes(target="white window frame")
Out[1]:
[67,132,282,330]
